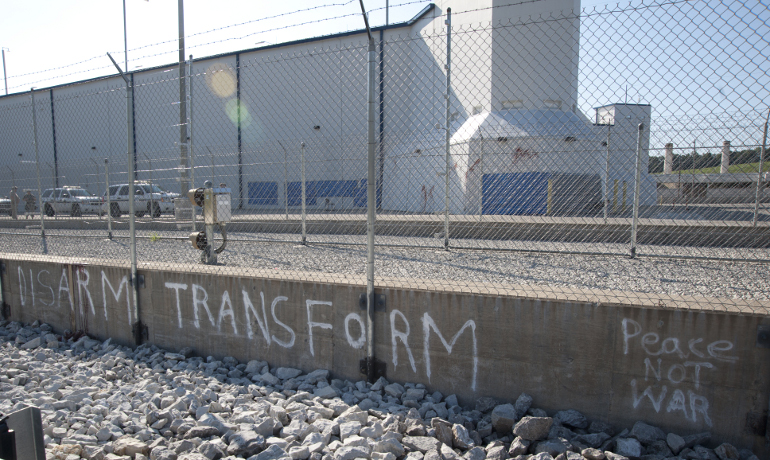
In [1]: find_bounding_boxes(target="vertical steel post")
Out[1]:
[604,125,611,223]
[30,89,46,245]
[126,72,140,344]
[753,110,769,226]
[301,142,307,245]
[105,159,112,239]
[178,0,190,197]
[629,123,644,258]
[277,141,289,219]
[443,8,452,250]
[359,0,378,384]
[479,127,484,218]
[366,31,377,385]
[188,55,196,231]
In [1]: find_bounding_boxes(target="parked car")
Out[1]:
[102,183,175,218]
[41,186,102,217]
[0,196,11,215]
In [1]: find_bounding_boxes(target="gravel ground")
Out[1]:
[1,230,768,305]
[0,320,760,460]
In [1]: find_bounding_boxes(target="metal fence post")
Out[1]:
[188,55,196,231]
[604,124,611,223]
[753,110,769,226]
[630,123,644,258]
[479,127,484,219]
[126,73,141,344]
[443,8,452,251]
[361,0,378,384]
[301,142,307,245]
[30,89,46,249]
[105,158,112,239]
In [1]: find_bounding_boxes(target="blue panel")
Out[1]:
[354,179,367,207]
[482,172,549,215]
[248,182,278,205]
[287,180,366,207]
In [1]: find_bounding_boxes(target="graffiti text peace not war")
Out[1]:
[622,318,739,427]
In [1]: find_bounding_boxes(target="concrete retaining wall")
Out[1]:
[2,254,769,455]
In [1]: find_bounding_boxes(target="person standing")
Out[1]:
[9,186,19,220]
[23,190,36,219]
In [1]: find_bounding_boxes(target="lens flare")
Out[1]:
[224,98,252,128]
[205,63,236,98]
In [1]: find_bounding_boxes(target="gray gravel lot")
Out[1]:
[1,229,768,303]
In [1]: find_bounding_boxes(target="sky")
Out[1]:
[0,0,439,94]
[0,0,625,95]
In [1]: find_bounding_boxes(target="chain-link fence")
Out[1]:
[0,0,768,309]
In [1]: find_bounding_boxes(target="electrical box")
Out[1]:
[203,187,231,224]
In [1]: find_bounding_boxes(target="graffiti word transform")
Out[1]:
[16,266,478,391]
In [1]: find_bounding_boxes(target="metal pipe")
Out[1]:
[630,123,644,258]
[30,89,46,247]
[443,8,452,250]
[301,142,307,245]
[188,55,196,231]
[604,125,611,223]
[105,159,112,239]
[753,110,769,226]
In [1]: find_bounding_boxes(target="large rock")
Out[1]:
[432,420,453,447]
[475,397,497,413]
[629,422,665,446]
[334,446,371,460]
[314,386,338,399]
[464,446,486,460]
[374,438,406,457]
[683,432,711,449]
[512,417,553,441]
[113,436,151,457]
[184,426,221,439]
[534,438,571,457]
[250,445,291,460]
[666,433,685,455]
[491,404,518,434]
[580,447,605,460]
[403,436,442,453]
[514,394,533,417]
[485,444,507,460]
[714,443,739,460]
[553,410,588,430]
[21,337,41,349]
[615,438,642,459]
[508,438,530,457]
[275,367,303,380]
[228,430,266,456]
[452,424,475,450]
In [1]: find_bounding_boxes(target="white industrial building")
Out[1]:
[0,0,655,216]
